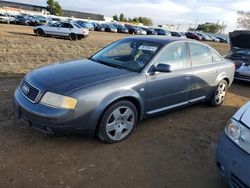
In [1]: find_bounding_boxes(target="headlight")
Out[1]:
[225,119,250,154]
[40,92,77,110]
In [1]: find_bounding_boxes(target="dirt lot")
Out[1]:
[0,24,249,188]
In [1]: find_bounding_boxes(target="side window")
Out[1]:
[210,49,223,62]
[51,22,60,27]
[189,43,213,66]
[61,23,73,28]
[155,42,188,70]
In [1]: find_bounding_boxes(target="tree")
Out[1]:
[113,14,119,21]
[196,22,222,33]
[47,0,62,16]
[237,11,250,30]
[119,13,125,22]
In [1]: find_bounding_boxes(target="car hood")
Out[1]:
[229,30,250,50]
[233,101,250,127]
[26,59,134,95]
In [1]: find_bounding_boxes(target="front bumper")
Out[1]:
[216,132,250,188]
[13,88,95,135]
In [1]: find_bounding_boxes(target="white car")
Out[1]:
[34,22,89,40]
[0,13,10,24]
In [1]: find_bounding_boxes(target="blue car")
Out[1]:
[216,101,250,187]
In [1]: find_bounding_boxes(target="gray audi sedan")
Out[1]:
[13,36,235,143]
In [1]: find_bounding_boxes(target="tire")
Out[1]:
[97,100,138,144]
[36,29,44,36]
[210,80,228,107]
[69,33,77,41]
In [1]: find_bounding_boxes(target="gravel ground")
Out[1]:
[0,24,249,188]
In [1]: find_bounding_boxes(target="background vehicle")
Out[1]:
[170,31,187,38]
[216,36,228,43]
[216,101,250,188]
[136,27,147,35]
[114,24,129,33]
[225,30,250,82]
[75,20,94,31]
[0,13,10,24]
[185,32,202,40]
[14,15,29,25]
[94,23,106,32]
[34,22,89,40]
[124,24,141,34]
[154,28,171,36]
[196,32,212,41]
[13,36,234,143]
[140,27,157,35]
[209,35,220,42]
[104,24,118,33]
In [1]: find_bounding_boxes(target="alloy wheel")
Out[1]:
[215,82,227,105]
[105,106,135,141]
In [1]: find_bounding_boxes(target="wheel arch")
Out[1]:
[215,72,231,86]
[93,93,144,133]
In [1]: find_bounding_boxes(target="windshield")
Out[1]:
[91,39,162,72]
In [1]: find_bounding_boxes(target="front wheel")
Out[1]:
[69,33,77,41]
[36,29,44,36]
[97,101,138,143]
[210,80,228,107]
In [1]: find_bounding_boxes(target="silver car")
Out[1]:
[33,22,89,40]
[13,36,235,143]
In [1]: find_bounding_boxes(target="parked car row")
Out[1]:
[0,13,47,26]
[185,31,229,43]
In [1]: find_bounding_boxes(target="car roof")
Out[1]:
[124,35,190,45]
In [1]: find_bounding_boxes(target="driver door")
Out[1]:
[145,42,193,114]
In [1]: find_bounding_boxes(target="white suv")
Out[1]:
[34,22,89,40]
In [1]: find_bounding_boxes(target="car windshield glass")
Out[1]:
[91,39,162,72]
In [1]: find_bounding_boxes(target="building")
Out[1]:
[62,10,104,21]
[0,0,104,21]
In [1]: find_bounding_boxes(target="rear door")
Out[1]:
[145,42,193,114]
[59,23,74,36]
[188,42,224,100]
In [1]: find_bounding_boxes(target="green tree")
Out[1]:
[237,11,250,30]
[47,0,62,16]
[196,22,222,33]
[119,13,125,22]
[113,14,119,21]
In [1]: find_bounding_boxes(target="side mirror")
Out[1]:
[154,63,172,73]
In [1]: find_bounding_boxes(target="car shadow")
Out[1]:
[8,32,36,37]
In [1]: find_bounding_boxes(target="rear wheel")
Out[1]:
[210,80,228,107]
[69,33,77,41]
[97,101,138,143]
[36,29,44,36]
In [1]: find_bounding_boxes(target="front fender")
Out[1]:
[90,88,144,129]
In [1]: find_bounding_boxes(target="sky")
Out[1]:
[7,0,250,32]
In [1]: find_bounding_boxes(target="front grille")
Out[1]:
[21,80,40,102]
[231,173,249,188]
